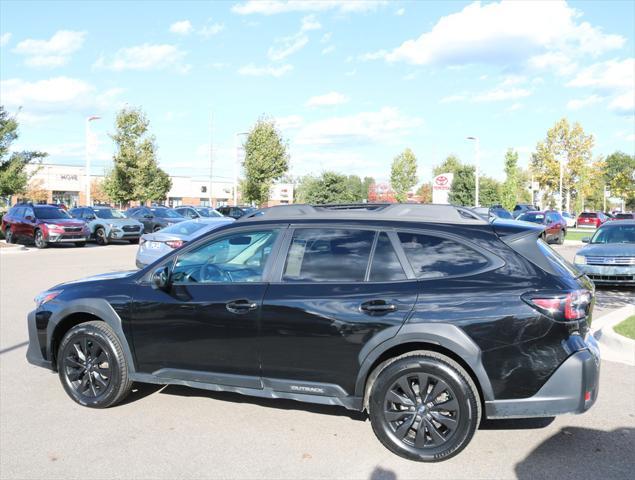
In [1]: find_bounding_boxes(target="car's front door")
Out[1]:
[130,227,283,388]
[23,206,37,240]
[260,227,419,396]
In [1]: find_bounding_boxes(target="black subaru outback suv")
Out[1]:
[26,204,599,462]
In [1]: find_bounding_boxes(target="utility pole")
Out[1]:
[234,132,249,206]
[208,113,213,207]
[85,115,101,206]
[466,136,480,207]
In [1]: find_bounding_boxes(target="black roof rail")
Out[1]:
[239,203,487,224]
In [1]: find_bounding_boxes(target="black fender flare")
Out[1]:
[354,323,494,402]
[47,298,136,373]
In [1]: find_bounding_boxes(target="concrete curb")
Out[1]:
[592,304,635,366]
[563,239,583,246]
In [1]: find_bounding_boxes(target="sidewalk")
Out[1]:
[592,304,635,366]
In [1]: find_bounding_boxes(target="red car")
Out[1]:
[576,211,609,228]
[517,210,568,244]
[2,203,89,248]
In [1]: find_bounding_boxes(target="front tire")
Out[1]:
[95,227,109,246]
[556,229,565,245]
[4,227,15,244]
[34,229,48,249]
[57,321,132,408]
[368,351,481,462]
[75,242,86,247]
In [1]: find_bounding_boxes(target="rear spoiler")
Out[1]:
[491,219,559,276]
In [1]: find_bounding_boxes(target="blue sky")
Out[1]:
[1,0,634,186]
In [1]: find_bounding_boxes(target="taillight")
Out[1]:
[166,240,184,249]
[523,290,592,321]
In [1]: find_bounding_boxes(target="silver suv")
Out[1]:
[69,206,144,245]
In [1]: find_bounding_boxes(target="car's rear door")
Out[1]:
[259,226,419,396]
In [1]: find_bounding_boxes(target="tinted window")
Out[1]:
[369,233,406,282]
[519,212,546,224]
[95,208,125,219]
[13,207,25,216]
[493,209,513,219]
[172,230,278,284]
[591,225,635,244]
[397,232,489,279]
[616,213,633,219]
[151,207,182,218]
[580,212,597,218]
[283,228,374,282]
[34,207,70,219]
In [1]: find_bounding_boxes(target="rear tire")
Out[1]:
[129,238,140,244]
[4,227,15,244]
[57,321,132,408]
[368,351,480,462]
[74,242,86,247]
[34,229,48,249]
[556,229,565,245]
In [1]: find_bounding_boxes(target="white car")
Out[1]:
[562,212,577,228]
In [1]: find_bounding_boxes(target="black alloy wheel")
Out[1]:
[57,321,132,408]
[34,229,48,249]
[95,227,108,246]
[5,227,14,244]
[369,351,480,462]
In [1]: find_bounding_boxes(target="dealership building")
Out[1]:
[18,163,293,208]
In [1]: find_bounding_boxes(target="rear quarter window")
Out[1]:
[397,232,490,279]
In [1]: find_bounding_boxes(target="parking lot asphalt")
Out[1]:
[1,243,634,480]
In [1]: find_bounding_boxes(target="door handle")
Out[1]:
[226,299,258,314]
[360,300,397,314]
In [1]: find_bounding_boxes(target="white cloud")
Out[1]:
[473,87,532,102]
[275,114,304,130]
[376,1,624,68]
[527,52,577,76]
[395,8,405,16]
[321,45,335,55]
[267,15,320,61]
[94,44,189,73]
[321,32,332,44]
[440,78,532,103]
[567,94,602,110]
[507,103,524,112]
[238,63,293,77]
[0,77,124,114]
[169,20,193,35]
[306,91,349,107]
[609,92,635,115]
[199,22,225,37]
[295,107,423,146]
[345,69,356,77]
[440,94,467,103]
[14,30,85,67]
[0,32,11,47]
[232,0,387,15]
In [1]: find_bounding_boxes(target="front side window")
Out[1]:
[172,230,278,284]
[95,208,125,219]
[397,232,489,279]
[283,228,374,282]
[369,233,407,282]
[34,207,70,219]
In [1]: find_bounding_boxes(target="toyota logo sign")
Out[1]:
[435,175,448,186]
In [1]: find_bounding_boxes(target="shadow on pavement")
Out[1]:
[159,384,368,421]
[118,382,165,406]
[369,466,397,480]
[0,340,28,355]
[515,427,635,480]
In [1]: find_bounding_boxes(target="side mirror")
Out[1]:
[581,237,591,243]
[151,266,170,290]
[144,214,154,219]
[86,214,96,220]
[25,215,34,221]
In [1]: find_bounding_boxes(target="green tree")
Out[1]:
[103,107,171,205]
[242,117,289,206]
[390,148,418,202]
[604,151,635,205]
[416,182,432,203]
[530,118,594,209]
[479,176,502,206]
[296,172,356,204]
[345,175,364,202]
[0,106,47,200]
[500,148,520,211]
[448,164,475,206]
[432,154,462,176]
[361,176,375,201]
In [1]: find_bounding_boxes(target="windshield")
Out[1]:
[493,209,513,219]
[160,221,209,236]
[151,208,183,218]
[34,207,71,219]
[518,212,545,224]
[616,213,633,219]
[95,208,126,219]
[196,208,222,217]
[590,225,635,244]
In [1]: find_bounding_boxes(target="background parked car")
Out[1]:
[174,206,224,219]
[512,203,538,218]
[471,206,513,221]
[135,217,234,268]
[126,206,185,233]
[69,206,144,245]
[517,210,567,244]
[561,211,577,228]
[216,205,258,219]
[2,203,89,248]
[574,220,635,286]
[577,211,609,228]
[613,212,635,220]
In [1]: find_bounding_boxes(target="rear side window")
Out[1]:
[580,212,597,218]
[369,233,407,282]
[397,232,489,279]
[283,228,374,282]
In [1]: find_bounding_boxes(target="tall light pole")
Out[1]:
[234,131,249,206]
[208,113,214,207]
[85,115,101,206]
[466,136,480,207]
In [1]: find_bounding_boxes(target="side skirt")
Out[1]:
[129,370,364,411]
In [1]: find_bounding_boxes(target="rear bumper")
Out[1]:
[485,334,600,418]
